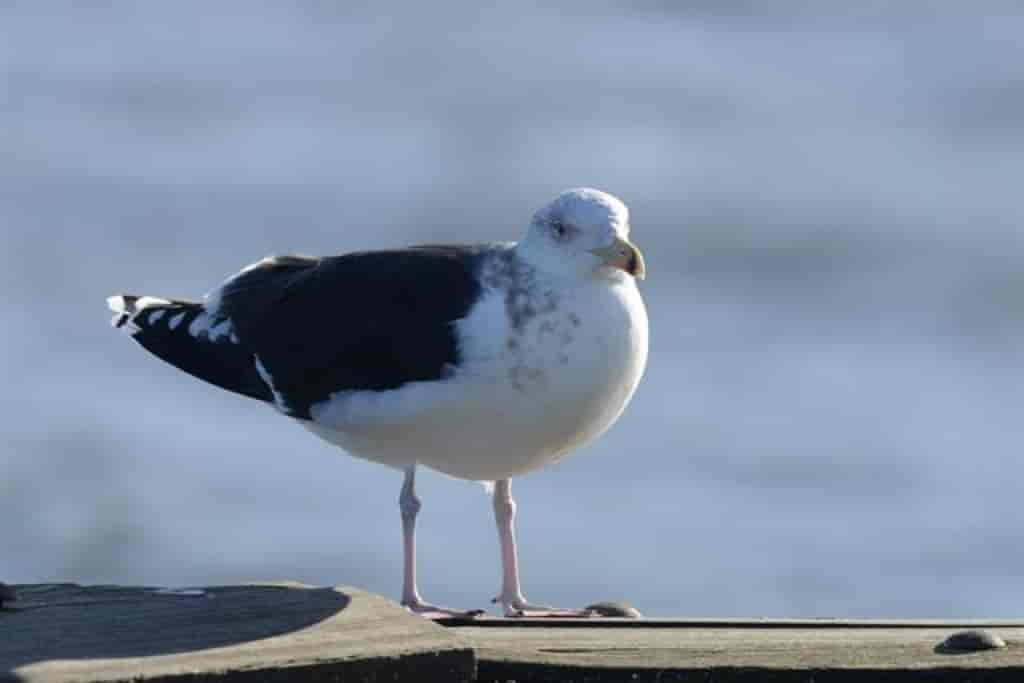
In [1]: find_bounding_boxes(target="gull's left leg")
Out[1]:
[399,466,483,619]
[491,478,595,618]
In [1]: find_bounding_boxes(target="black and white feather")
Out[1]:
[107,188,648,482]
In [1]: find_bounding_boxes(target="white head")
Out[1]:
[518,188,645,282]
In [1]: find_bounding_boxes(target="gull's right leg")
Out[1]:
[491,478,595,617]
[399,466,484,619]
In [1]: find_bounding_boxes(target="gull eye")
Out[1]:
[551,220,570,241]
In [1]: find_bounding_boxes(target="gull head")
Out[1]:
[519,188,645,282]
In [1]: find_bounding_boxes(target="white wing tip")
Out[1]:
[107,294,170,332]
[107,295,133,330]
[106,295,127,314]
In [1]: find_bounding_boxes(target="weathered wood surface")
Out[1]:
[453,617,1024,682]
[0,583,473,682]
[4,583,1024,682]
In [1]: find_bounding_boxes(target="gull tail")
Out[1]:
[106,294,272,403]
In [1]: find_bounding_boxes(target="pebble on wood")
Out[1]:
[584,601,643,618]
[936,629,1007,654]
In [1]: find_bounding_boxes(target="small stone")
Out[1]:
[0,583,15,606]
[584,601,643,618]
[936,629,1007,653]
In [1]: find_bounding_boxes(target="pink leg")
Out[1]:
[399,467,483,619]
[491,478,595,618]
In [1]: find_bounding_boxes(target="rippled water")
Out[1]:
[3,3,1023,617]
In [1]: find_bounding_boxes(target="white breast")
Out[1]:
[306,274,648,481]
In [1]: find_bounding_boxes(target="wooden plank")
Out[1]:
[6,582,1023,681]
[453,620,1024,682]
[1,583,474,683]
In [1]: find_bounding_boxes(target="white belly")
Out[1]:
[305,276,648,481]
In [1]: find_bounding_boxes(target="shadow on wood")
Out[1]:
[2,584,349,667]
[1,583,474,682]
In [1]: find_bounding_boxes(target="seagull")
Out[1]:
[106,188,648,618]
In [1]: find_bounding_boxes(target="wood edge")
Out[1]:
[440,616,1024,629]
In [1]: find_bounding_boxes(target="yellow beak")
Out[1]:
[589,236,646,280]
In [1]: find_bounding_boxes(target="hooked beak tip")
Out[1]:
[591,238,646,280]
[629,246,646,280]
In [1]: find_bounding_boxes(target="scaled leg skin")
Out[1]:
[399,466,484,619]
[491,478,596,617]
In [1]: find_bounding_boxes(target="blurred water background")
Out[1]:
[3,3,1023,618]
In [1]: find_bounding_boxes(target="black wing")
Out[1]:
[219,246,485,419]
